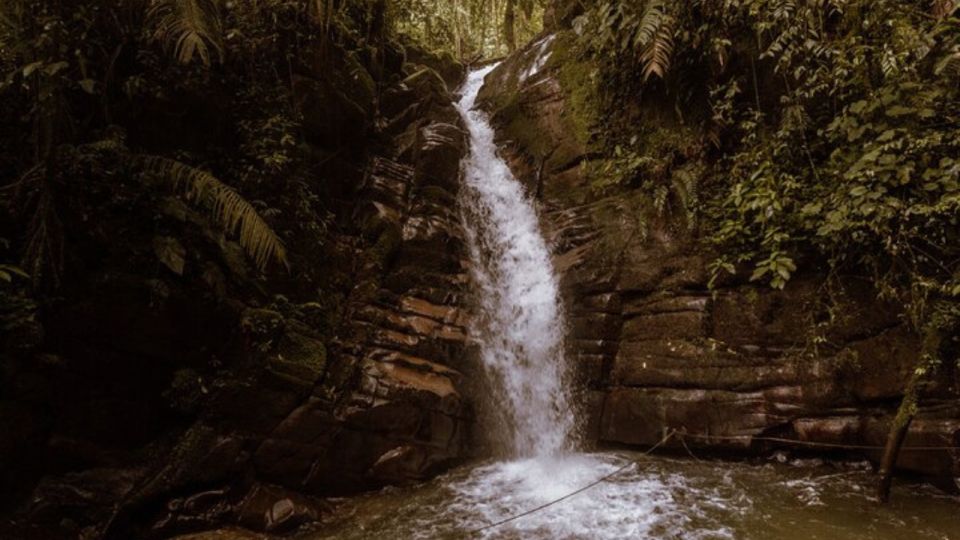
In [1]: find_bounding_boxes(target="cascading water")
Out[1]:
[455,64,576,458]
[307,66,960,540]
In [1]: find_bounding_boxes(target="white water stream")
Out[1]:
[305,66,960,540]
[456,64,575,458]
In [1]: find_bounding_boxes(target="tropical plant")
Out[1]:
[148,0,224,66]
[138,155,289,272]
[574,0,676,82]
[574,0,960,496]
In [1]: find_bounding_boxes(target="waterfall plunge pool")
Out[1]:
[294,66,950,540]
[302,452,960,539]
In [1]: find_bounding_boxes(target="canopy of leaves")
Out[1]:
[391,0,546,60]
[575,0,960,340]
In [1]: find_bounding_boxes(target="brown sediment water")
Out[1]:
[304,453,959,539]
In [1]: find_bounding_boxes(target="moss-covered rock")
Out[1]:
[403,44,466,91]
[267,323,327,385]
[476,30,603,205]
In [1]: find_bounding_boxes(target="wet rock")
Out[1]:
[153,487,235,535]
[414,122,466,191]
[235,483,330,533]
[20,467,143,534]
[710,284,816,349]
[404,46,466,91]
[483,24,960,483]
[621,311,705,342]
[601,387,774,449]
[170,528,268,540]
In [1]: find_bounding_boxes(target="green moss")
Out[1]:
[269,330,327,383]
[550,32,601,150]
[586,190,654,264]
[344,51,376,110]
[488,31,604,182]
[502,101,550,156]
[366,222,402,270]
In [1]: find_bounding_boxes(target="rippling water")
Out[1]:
[304,453,960,540]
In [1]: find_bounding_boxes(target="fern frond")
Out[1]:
[639,10,674,81]
[139,156,288,272]
[632,0,667,49]
[772,0,797,21]
[670,165,699,230]
[148,0,223,66]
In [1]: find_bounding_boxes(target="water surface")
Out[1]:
[305,453,960,539]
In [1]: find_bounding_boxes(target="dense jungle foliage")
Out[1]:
[0,0,538,522]
[0,0,536,324]
[0,0,958,535]
[572,0,960,377]
[2,0,957,425]
[393,0,546,59]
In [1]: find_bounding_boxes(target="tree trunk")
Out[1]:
[478,0,489,54]
[453,0,463,59]
[877,329,942,503]
[877,404,914,503]
[504,0,516,53]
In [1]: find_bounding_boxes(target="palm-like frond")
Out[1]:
[640,12,674,81]
[934,16,960,78]
[633,0,667,46]
[148,0,223,66]
[633,0,674,81]
[935,49,960,76]
[139,156,288,272]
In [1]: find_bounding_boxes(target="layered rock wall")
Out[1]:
[477,30,960,482]
[1,45,476,538]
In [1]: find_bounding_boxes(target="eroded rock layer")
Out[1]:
[477,29,960,482]
[0,44,474,539]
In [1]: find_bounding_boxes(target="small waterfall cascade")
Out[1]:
[455,65,576,458]
[308,65,960,540]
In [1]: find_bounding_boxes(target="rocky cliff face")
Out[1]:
[0,45,475,538]
[477,30,960,484]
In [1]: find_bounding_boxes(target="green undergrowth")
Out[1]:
[570,0,960,356]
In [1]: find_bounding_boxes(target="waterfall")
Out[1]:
[456,65,576,458]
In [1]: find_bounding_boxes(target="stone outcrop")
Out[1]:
[478,30,960,483]
[146,54,476,533]
[0,43,473,539]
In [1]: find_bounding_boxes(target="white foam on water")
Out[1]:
[308,452,960,540]
[456,64,576,458]
[520,35,555,82]
[393,453,733,540]
[446,65,735,540]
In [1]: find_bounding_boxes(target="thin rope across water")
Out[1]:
[677,431,960,451]
[467,430,677,536]
[465,429,959,536]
